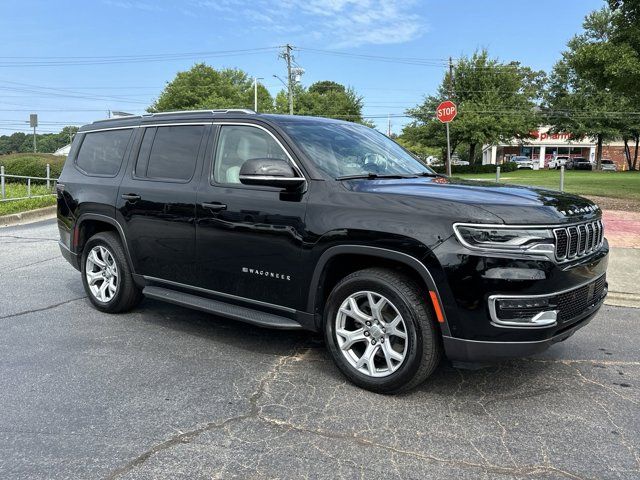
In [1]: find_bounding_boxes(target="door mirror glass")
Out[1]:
[239,158,305,190]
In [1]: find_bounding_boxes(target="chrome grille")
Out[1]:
[554,220,604,262]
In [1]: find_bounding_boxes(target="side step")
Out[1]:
[143,286,303,330]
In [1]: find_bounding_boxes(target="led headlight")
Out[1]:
[453,224,554,253]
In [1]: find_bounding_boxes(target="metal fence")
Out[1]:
[0,164,57,202]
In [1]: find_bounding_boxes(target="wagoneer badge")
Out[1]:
[242,267,291,281]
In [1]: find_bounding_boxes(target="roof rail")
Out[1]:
[144,109,256,117]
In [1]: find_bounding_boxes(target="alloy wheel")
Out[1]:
[85,245,118,303]
[335,290,408,378]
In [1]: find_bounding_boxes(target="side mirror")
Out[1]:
[239,158,305,190]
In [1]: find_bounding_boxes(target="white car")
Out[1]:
[511,156,534,169]
[548,156,569,169]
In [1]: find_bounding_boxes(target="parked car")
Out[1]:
[599,159,617,171]
[57,110,609,393]
[548,156,569,169]
[511,155,534,169]
[566,157,593,170]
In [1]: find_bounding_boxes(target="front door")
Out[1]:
[195,123,308,310]
[117,124,209,283]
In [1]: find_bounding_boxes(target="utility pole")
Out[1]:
[279,44,294,115]
[387,114,391,137]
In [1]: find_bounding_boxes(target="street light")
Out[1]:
[253,77,264,112]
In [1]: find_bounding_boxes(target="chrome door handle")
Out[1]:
[121,193,141,201]
[201,202,227,211]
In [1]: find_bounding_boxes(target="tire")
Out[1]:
[323,268,442,394]
[81,231,142,313]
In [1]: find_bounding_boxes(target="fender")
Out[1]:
[307,245,451,336]
[75,213,136,274]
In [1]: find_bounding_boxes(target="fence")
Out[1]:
[0,164,57,202]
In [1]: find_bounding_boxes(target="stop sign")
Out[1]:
[436,100,457,123]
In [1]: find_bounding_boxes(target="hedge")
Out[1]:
[431,162,519,175]
[0,153,65,181]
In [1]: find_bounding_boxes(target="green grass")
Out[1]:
[456,169,640,201]
[0,182,56,216]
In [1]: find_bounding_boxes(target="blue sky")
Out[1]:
[0,0,603,136]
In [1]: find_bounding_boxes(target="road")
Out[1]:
[1,219,639,480]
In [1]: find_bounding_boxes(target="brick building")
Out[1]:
[482,126,631,170]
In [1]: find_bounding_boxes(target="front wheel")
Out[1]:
[324,268,441,394]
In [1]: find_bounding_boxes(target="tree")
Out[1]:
[546,7,640,170]
[405,50,545,164]
[275,80,368,124]
[149,63,274,113]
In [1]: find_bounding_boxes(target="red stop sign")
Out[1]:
[436,100,457,123]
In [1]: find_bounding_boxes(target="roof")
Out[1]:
[78,109,351,132]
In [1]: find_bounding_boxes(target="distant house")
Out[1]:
[53,144,71,156]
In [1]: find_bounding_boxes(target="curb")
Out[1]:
[605,291,640,309]
[0,206,57,228]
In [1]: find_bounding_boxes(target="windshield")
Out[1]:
[280,121,434,179]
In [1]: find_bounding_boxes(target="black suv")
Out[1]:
[57,110,608,393]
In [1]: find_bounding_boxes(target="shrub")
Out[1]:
[431,162,518,174]
[0,153,65,181]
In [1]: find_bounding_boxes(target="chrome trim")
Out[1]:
[81,125,140,134]
[487,273,606,329]
[211,122,307,181]
[490,310,558,328]
[238,175,305,182]
[142,275,297,313]
[453,220,604,264]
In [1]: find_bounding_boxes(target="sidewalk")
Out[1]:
[602,210,640,308]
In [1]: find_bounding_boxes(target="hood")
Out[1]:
[344,176,601,225]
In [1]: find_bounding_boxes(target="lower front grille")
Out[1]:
[556,275,607,322]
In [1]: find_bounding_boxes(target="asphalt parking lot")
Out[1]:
[1,219,639,480]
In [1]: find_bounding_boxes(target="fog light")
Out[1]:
[498,298,550,310]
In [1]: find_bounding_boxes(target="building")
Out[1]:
[53,144,71,156]
[482,126,631,170]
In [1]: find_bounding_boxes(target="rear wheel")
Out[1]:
[324,268,441,394]
[81,231,142,313]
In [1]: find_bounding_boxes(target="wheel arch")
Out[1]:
[75,214,135,273]
[307,245,451,335]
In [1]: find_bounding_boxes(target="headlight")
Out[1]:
[454,224,554,253]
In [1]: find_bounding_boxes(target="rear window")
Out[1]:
[602,160,613,164]
[75,129,132,176]
[135,125,204,181]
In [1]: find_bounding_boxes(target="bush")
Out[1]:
[0,153,65,181]
[431,162,518,175]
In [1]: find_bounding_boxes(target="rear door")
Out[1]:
[116,123,210,283]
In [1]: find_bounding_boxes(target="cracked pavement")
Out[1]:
[0,219,639,480]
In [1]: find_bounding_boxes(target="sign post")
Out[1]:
[29,114,38,153]
[436,100,457,176]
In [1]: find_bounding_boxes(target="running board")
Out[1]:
[143,286,303,330]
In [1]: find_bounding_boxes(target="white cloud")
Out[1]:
[191,0,425,48]
[103,0,165,12]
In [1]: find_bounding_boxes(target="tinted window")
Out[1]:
[280,121,433,178]
[213,125,288,184]
[137,125,204,181]
[76,129,132,176]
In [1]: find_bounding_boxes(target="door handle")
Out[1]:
[201,202,227,211]
[121,193,141,201]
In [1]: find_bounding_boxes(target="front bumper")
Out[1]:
[443,294,603,361]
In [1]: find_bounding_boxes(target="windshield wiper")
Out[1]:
[336,173,418,180]
[413,172,441,177]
